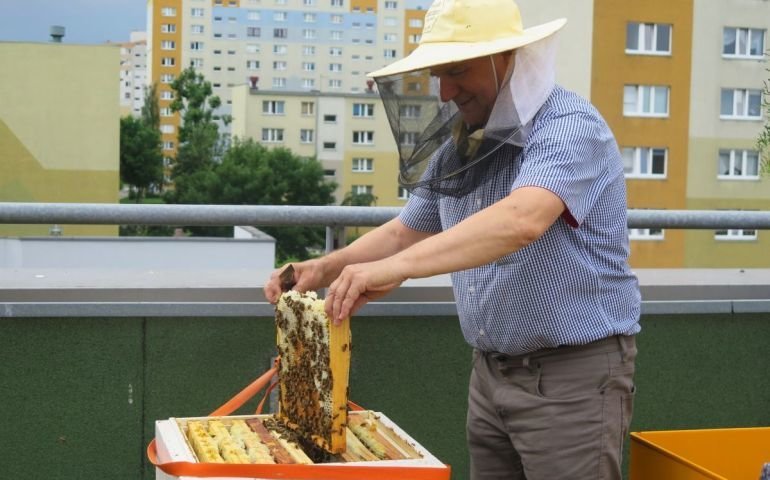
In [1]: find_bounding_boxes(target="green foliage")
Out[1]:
[119,115,163,204]
[758,69,770,174]
[165,67,230,203]
[141,83,160,129]
[340,191,378,206]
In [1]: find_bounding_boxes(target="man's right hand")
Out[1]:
[264,258,329,304]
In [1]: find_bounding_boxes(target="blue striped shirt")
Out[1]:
[399,86,641,355]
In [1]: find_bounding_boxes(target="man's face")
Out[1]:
[430,54,512,129]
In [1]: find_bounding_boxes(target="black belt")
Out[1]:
[483,335,634,369]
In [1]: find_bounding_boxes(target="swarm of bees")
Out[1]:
[275,290,351,454]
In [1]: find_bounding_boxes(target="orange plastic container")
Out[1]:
[630,427,770,479]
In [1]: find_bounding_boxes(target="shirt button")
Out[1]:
[479,329,485,336]
[468,286,475,293]
[476,198,482,207]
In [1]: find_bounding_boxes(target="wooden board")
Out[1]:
[275,290,351,454]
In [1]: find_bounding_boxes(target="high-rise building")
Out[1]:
[147,0,432,162]
[113,31,149,118]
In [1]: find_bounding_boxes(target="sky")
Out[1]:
[0,0,146,44]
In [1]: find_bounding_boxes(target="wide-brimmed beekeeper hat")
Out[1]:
[368,0,566,78]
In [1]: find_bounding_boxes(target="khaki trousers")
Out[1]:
[467,335,637,480]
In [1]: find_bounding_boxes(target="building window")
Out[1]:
[352,157,373,172]
[329,63,342,72]
[261,128,284,142]
[302,62,315,71]
[160,91,174,100]
[718,149,760,179]
[352,103,374,117]
[622,147,667,178]
[247,27,260,37]
[191,24,204,34]
[331,0,343,6]
[160,124,175,134]
[384,33,397,42]
[720,88,762,119]
[304,13,316,22]
[723,27,765,58]
[190,41,204,51]
[274,11,287,21]
[399,104,421,118]
[352,185,373,195]
[715,228,757,241]
[160,74,175,84]
[163,141,175,150]
[399,131,419,146]
[161,57,175,67]
[626,22,671,55]
[323,141,336,149]
[301,102,315,115]
[329,79,342,89]
[246,60,260,70]
[384,17,397,27]
[384,49,397,58]
[331,14,343,23]
[274,28,288,38]
[191,8,204,17]
[161,7,176,16]
[398,187,411,200]
[161,40,176,50]
[324,114,337,123]
[384,1,397,9]
[304,0,316,5]
[623,85,669,117]
[303,29,316,39]
[190,58,203,68]
[262,100,285,115]
[302,78,315,88]
[353,131,374,145]
[272,77,286,88]
[629,228,664,240]
[300,129,314,143]
[331,30,343,40]
[273,61,287,70]
[161,23,177,33]
[246,44,260,53]
[329,47,342,57]
[408,18,422,28]
[273,44,287,55]
[408,34,421,44]
[247,10,260,20]
[303,45,316,56]
[160,107,173,117]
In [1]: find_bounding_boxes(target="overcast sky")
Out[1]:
[0,0,146,44]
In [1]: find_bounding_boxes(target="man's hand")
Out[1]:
[264,258,329,304]
[324,259,405,325]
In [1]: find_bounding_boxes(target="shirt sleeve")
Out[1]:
[512,104,623,227]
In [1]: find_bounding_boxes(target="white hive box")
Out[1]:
[154,410,449,480]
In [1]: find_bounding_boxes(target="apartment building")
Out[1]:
[147,0,432,162]
[0,42,120,237]
[114,31,149,118]
[231,85,421,204]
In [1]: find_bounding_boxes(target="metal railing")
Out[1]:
[2,202,770,229]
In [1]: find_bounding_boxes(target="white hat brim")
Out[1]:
[368,18,567,78]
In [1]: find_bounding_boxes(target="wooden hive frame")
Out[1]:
[275,290,351,454]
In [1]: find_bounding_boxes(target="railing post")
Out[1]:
[325,226,346,254]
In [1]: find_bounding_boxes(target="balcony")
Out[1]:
[1,203,768,479]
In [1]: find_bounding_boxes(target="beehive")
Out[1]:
[274,290,351,454]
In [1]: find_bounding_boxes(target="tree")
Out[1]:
[119,115,163,204]
[187,139,337,263]
[141,83,160,129]
[759,64,770,174]
[164,67,231,200]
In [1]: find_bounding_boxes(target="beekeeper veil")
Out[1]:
[368,0,566,199]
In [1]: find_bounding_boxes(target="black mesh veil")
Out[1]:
[373,35,559,200]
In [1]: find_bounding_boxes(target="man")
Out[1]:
[265,0,641,478]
